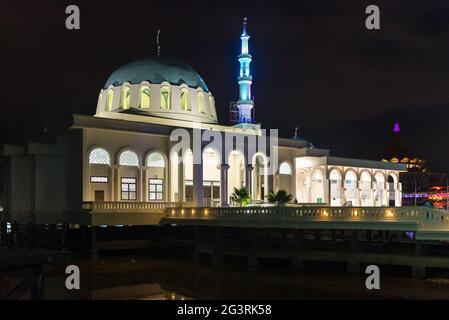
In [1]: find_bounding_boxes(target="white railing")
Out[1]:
[83,201,181,212]
[164,206,449,228]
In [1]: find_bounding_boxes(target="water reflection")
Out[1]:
[43,255,449,300]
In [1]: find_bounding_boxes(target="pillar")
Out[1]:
[347,229,360,273]
[350,230,358,252]
[292,229,304,271]
[246,165,253,196]
[247,228,259,269]
[138,166,147,202]
[90,226,99,259]
[212,227,224,266]
[111,164,119,201]
[220,164,229,207]
[323,178,330,206]
[178,159,184,203]
[192,163,203,207]
[193,226,200,263]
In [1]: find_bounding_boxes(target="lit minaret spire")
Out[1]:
[237,17,254,124]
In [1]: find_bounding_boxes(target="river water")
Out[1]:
[43,254,449,300]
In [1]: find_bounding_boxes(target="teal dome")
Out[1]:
[104,57,209,92]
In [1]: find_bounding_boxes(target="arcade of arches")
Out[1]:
[87,147,402,207]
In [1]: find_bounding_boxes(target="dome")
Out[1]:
[104,57,209,92]
[96,56,218,124]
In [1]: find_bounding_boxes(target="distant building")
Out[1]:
[379,122,447,205]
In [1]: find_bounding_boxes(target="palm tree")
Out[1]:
[267,189,293,206]
[230,186,251,207]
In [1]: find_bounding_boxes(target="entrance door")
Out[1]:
[94,190,105,202]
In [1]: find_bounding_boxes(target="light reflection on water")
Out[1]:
[43,255,449,300]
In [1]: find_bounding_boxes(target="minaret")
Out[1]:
[237,17,254,124]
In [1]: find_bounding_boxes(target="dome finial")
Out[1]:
[242,17,248,36]
[393,122,400,133]
[294,127,299,139]
[156,29,161,57]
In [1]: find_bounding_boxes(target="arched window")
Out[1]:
[140,86,150,108]
[209,95,215,118]
[198,91,204,113]
[147,152,166,168]
[279,162,292,175]
[120,86,131,109]
[180,88,190,111]
[89,148,110,165]
[106,89,114,111]
[119,150,139,166]
[161,86,170,110]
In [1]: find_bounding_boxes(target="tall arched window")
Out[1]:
[161,86,170,110]
[198,91,204,113]
[209,95,216,118]
[106,89,114,111]
[279,162,292,175]
[140,86,150,108]
[180,88,190,111]
[147,152,166,168]
[89,148,110,165]
[120,86,131,109]
[119,150,139,166]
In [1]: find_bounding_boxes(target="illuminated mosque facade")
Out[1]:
[0,19,405,226]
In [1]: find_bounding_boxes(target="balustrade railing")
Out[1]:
[164,206,449,227]
[83,201,181,212]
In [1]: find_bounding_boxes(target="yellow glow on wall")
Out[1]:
[140,86,150,108]
[385,210,394,217]
[352,210,358,217]
[322,210,328,217]
[106,89,114,111]
[120,86,131,109]
[180,88,190,111]
[204,209,209,216]
[191,209,196,214]
[181,209,185,215]
[161,86,171,110]
[198,92,204,113]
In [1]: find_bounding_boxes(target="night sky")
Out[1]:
[1,0,449,172]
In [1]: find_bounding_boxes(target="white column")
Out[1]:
[220,164,229,207]
[178,160,184,203]
[246,165,253,195]
[323,178,330,206]
[192,163,203,207]
[111,164,119,201]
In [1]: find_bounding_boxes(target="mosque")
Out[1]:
[0,18,406,227]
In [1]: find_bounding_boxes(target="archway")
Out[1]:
[387,174,397,207]
[329,169,342,206]
[311,170,324,204]
[278,162,293,194]
[344,170,358,206]
[296,170,309,203]
[252,153,268,201]
[228,151,245,205]
[360,171,372,207]
[203,148,221,207]
[146,151,167,201]
[374,172,385,207]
